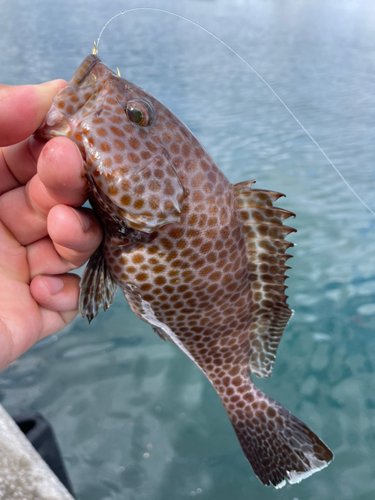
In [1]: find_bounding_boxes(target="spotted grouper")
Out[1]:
[37,54,333,488]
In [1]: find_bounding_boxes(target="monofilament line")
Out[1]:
[96,8,375,218]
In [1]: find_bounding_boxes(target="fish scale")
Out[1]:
[37,54,333,488]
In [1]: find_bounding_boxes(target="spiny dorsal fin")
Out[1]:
[234,180,296,378]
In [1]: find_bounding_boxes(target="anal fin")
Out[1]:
[79,245,118,322]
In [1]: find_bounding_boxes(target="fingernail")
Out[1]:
[43,276,64,295]
[75,209,91,232]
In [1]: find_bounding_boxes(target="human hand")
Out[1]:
[0,81,102,370]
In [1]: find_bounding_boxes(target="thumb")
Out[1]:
[0,80,66,147]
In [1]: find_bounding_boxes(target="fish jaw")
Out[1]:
[35,54,113,142]
[36,107,74,140]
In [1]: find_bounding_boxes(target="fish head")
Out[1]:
[37,54,185,232]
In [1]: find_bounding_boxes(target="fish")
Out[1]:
[36,54,333,488]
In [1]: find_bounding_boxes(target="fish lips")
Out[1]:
[35,107,73,140]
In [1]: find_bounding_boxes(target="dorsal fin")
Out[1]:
[234,180,296,378]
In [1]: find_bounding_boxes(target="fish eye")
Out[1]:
[126,99,154,126]
[126,106,143,125]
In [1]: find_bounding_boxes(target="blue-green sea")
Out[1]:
[1,0,375,499]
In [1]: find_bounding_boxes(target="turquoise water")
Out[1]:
[1,0,375,498]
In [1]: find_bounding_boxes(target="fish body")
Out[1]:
[37,55,333,487]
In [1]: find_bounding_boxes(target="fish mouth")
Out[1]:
[35,105,73,141]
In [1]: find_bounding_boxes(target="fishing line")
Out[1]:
[95,8,375,218]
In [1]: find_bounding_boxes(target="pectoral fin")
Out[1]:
[79,245,118,322]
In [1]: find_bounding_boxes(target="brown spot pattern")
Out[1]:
[40,54,333,490]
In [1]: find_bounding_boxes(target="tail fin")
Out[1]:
[221,378,333,488]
